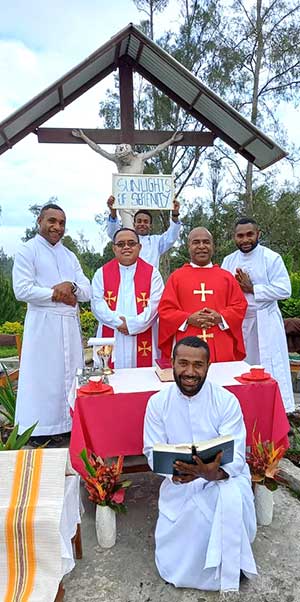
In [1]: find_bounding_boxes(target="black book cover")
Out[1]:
[153,436,234,475]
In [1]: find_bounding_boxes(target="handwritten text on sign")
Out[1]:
[112,174,174,210]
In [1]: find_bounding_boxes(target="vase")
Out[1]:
[254,483,274,526]
[95,504,116,548]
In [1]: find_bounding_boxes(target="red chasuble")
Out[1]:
[158,264,247,362]
[102,258,154,367]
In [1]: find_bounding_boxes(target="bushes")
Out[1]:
[279,272,300,318]
[0,322,24,336]
[80,310,97,340]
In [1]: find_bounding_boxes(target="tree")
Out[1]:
[215,0,300,211]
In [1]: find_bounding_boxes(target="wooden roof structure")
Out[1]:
[0,23,287,169]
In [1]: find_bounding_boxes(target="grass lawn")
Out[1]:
[0,346,18,358]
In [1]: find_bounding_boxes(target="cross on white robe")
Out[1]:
[91,261,164,368]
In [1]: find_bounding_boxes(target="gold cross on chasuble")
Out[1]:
[198,329,214,343]
[138,341,152,356]
[104,290,117,307]
[136,292,149,308]
[193,282,214,302]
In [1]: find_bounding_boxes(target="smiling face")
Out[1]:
[112,229,141,266]
[173,344,209,397]
[234,222,259,253]
[188,227,214,266]
[134,212,152,236]
[37,208,66,245]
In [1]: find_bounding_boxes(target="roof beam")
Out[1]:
[36,127,215,146]
[134,62,256,164]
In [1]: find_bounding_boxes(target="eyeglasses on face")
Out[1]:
[113,240,139,249]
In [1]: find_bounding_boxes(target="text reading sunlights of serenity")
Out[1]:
[113,175,173,210]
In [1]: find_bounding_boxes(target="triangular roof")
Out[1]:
[0,23,286,169]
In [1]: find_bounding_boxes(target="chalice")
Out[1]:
[96,344,114,376]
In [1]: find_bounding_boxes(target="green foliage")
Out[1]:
[0,273,25,325]
[278,272,300,317]
[0,363,16,425]
[0,321,24,335]
[0,423,38,450]
[0,347,17,358]
[80,310,97,340]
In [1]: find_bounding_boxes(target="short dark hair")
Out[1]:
[134,210,153,224]
[234,217,258,230]
[39,203,65,218]
[112,228,140,244]
[173,336,210,362]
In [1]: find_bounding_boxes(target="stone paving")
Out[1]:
[63,470,300,602]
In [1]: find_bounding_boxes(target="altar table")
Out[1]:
[69,362,290,477]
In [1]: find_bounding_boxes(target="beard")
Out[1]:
[238,239,259,254]
[173,370,208,397]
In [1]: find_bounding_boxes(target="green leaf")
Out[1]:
[80,448,96,477]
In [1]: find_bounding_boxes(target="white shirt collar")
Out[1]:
[190,261,213,268]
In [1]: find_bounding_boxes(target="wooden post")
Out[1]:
[119,61,135,145]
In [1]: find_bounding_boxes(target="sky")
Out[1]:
[1,0,300,257]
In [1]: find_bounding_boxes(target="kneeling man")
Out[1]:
[143,336,257,592]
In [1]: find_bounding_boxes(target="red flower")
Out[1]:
[111,488,125,504]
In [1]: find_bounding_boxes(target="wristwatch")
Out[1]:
[71,282,78,294]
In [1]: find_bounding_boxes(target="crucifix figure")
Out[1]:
[72,128,183,227]
[193,282,214,302]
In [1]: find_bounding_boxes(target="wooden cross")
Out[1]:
[136,292,149,308]
[138,341,152,356]
[193,282,214,302]
[104,290,117,307]
[198,329,214,343]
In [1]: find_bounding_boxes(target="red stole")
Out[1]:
[102,258,154,367]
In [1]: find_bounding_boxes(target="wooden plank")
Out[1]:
[37,127,215,146]
[119,62,135,144]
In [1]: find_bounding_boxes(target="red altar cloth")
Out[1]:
[70,380,290,477]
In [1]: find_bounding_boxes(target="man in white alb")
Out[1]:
[91,227,164,368]
[143,336,257,592]
[106,195,181,269]
[13,203,91,444]
[222,217,294,413]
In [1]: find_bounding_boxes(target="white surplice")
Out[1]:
[143,380,257,592]
[222,244,294,412]
[13,234,91,435]
[91,261,164,368]
[107,217,181,268]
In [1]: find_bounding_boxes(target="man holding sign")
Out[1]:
[106,196,181,269]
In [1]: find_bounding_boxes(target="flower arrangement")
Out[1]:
[80,448,131,513]
[246,430,286,491]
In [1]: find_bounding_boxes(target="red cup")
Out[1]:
[250,365,265,378]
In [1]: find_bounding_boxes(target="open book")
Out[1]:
[153,435,234,475]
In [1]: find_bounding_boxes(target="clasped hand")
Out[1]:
[52,282,76,307]
[188,307,222,329]
[172,451,224,484]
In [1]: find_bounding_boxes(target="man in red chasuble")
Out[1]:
[92,228,164,368]
[158,227,247,362]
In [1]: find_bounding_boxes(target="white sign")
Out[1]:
[112,173,174,210]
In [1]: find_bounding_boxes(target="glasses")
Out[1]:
[113,241,139,249]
